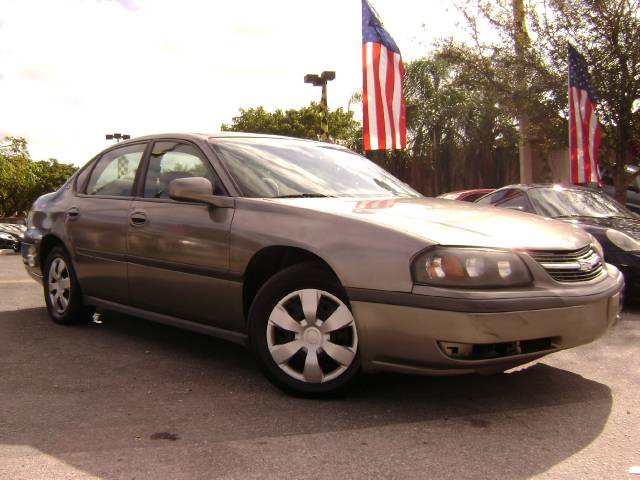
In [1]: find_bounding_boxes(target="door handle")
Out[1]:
[129,211,147,226]
[66,207,80,220]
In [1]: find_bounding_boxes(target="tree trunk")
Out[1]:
[512,0,534,183]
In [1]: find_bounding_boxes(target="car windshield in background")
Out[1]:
[209,138,420,198]
[528,187,634,218]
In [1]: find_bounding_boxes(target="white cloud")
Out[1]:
[0,0,462,165]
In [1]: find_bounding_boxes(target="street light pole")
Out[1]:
[105,133,131,143]
[304,71,335,141]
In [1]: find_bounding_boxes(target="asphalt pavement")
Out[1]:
[0,251,638,479]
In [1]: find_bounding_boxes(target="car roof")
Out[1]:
[115,132,325,145]
[495,183,602,193]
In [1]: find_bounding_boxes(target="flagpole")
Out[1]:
[567,45,572,185]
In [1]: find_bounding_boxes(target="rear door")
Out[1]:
[126,140,238,330]
[67,142,148,304]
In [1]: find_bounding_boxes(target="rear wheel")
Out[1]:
[249,263,360,397]
[44,246,92,324]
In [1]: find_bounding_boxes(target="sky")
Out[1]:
[0,0,465,166]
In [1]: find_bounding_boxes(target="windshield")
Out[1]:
[209,137,420,198]
[528,187,634,218]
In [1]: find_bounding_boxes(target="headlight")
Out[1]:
[605,229,640,251]
[412,247,532,288]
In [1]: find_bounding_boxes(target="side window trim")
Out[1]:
[135,139,228,201]
[131,141,154,198]
[73,158,98,194]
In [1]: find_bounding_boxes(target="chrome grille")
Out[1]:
[528,245,604,282]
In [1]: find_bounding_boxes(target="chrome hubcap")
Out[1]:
[266,289,358,384]
[48,258,71,315]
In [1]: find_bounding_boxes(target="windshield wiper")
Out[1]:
[274,193,334,198]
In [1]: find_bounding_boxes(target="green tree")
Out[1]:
[221,102,361,150]
[0,137,77,217]
[0,137,35,217]
[532,0,640,201]
[399,50,520,194]
[30,159,77,199]
[461,0,640,200]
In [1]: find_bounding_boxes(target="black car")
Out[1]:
[0,223,25,252]
[476,184,640,291]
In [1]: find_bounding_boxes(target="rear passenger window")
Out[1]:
[497,193,531,212]
[85,144,146,197]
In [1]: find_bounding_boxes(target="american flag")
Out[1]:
[568,44,601,184]
[362,0,406,151]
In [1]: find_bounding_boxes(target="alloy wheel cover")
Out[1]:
[266,289,358,384]
[48,257,71,315]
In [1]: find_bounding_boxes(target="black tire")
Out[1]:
[248,262,361,397]
[43,246,93,325]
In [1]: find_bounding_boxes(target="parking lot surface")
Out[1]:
[0,252,638,479]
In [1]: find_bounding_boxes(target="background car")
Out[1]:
[0,223,25,252]
[437,188,495,202]
[601,165,640,214]
[476,184,640,291]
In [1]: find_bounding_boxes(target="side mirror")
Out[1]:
[169,177,234,208]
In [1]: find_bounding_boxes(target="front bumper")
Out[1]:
[349,267,624,375]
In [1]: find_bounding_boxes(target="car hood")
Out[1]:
[270,197,591,250]
[556,215,640,240]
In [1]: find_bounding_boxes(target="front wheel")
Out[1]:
[249,263,360,397]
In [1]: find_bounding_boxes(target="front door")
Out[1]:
[126,141,236,329]
[66,142,147,304]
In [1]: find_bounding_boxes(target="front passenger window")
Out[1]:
[143,142,222,198]
[86,144,146,197]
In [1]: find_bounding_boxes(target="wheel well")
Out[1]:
[39,235,65,274]
[242,247,340,321]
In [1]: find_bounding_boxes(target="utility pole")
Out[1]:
[304,71,335,141]
[512,0,533,183]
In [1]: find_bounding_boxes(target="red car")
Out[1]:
[437,189,495,202]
